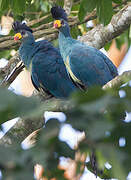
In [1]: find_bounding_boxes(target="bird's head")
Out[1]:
[51,6,69,31]
[12,21,33,42]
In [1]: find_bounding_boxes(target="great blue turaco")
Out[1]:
[12,21,78,98]
[51,6,118,89]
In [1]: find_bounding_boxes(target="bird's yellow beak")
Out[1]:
[14,33,22,41]
[53,20,62,29]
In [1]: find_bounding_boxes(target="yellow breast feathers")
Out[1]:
[64,56,82,84]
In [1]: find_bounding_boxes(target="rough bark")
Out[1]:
[103,70,131,90]
[79,3,131,49]
[1,62,25,87]
[0,117,45,146]
[0,52,20,78]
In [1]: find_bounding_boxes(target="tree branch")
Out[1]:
[79,3,131,49]
[0,117,45,146]
[103,70,131,90]
[0,14,96,51]
[0,99,72,145]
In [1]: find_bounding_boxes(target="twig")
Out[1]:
[0,36,13,43]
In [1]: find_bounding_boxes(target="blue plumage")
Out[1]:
[12,21,77,98]
[51,7,118,88]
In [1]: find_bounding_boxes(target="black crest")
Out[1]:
[12,21,33,33]
[51,6,68,21]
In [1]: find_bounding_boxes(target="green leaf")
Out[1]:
[72,87,106,104]
[30,119,74,179]
[115,30,130,50]
[0,145,34,180]
[99,145,127,180]
[112,0,122,4]
[0,0,10,11]
[0,0,2,7]
[87,120,114,140]
[96,0,113,25]
[56,0,64,7]
[70,25,81,39]
[0,87,42,124]
[78,0,97,22]
[104,41,112,51]
[11,0,26,15]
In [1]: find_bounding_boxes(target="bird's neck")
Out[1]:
[19,39,36,69]
[59,29,75,61]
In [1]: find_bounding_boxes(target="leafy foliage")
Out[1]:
[79,0,114,25]
[1,83,131,179]
[78,0,97,22]
[0,87,44,125]
[96,0,113,25]
[0,145,34,180]
[115,29,131,50]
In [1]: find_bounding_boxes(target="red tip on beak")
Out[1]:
[54,23,58,28]
[14,36,20,41]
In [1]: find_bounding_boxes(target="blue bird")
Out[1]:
[51,6,118,89]
[12,21,77,98]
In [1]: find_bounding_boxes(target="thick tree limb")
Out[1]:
[79,3,131,49]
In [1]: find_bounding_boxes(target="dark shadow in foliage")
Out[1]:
[65,86,130,180]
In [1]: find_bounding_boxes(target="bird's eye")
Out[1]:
[21,30,25,35]
[61,20,64,25]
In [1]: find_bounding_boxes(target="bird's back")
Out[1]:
[66,41,118,87]
[31,40,77,98]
